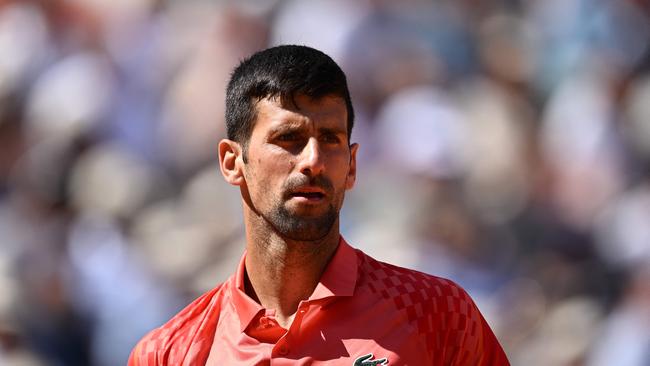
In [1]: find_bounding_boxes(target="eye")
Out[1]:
[276,132,300,142]
[321,133,341,144]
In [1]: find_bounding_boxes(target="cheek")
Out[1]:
[329,155,352,181]
[245,157,292,193]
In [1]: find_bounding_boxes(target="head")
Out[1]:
[219,45,358,242]
[225,45,355,161]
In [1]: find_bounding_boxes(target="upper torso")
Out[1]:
[129,238,510,366]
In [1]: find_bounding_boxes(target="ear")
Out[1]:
[218,139,245,186]
[346,143,359,190]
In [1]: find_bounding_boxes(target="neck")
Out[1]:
[243,209,340,329]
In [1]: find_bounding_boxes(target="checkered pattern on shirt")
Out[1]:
[129,284,224,366]
[356,251,484,365]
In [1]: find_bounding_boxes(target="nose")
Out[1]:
[298,137,324,176]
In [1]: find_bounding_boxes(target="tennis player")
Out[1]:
[128,45,509,365]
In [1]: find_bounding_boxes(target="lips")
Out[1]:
[291,192,325,199]
[288,187,326,201]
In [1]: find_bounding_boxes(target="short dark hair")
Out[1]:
[225,45,354,152]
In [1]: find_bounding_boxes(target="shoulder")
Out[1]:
[128,282,228,366]
[355,248,474,308]
[355,249,509,364]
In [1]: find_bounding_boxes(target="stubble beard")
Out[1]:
[266,174,342,242]
[269,200,339,242]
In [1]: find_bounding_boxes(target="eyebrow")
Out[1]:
[317,127,346,136]
[268,121,302,132]
[268,124,346,136]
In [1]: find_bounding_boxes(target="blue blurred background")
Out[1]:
[0,0,649,365]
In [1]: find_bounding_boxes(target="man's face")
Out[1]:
[240,94,357,241]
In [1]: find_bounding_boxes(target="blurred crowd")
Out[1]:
[0,0,649,365]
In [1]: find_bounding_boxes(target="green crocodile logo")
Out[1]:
[353,353,389,366]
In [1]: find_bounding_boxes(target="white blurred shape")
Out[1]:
[587,267,650,366]
[159,3,267,170]
[457,79,531,223]
[70,0,154,28]
[133,200,205,280]
[624,75,650,159]
[270,0,368,62]
[68,215,180,366]
[514,297,602,366]
[26,53,113,141]
[133,167,243,284]
[594,185,650,268]
[375,86,469,178]
[587,306,650,366]
[0,3,48,100]
[0,254,17,332]
[180,166,243,233]
[69,143,156,219]
[541,69,624,227]
[542,72,611,165]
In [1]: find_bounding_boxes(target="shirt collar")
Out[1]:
[229,236,359,333]
[309,236,358,300]
[231,249,264,333]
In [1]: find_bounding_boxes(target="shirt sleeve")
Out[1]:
[473,311,510,366]
[126,285,224,366]
[127,328,165,366]
[127,341,142,366]
[447,285,510,366]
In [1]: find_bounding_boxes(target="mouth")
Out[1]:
[288,188,326,202]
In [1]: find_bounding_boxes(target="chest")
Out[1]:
[207,296,429,365]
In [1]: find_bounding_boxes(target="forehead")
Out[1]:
[252,94,348,133]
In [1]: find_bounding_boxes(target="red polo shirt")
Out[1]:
[129,238,509,365]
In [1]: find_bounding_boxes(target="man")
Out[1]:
[129,45,509,365]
